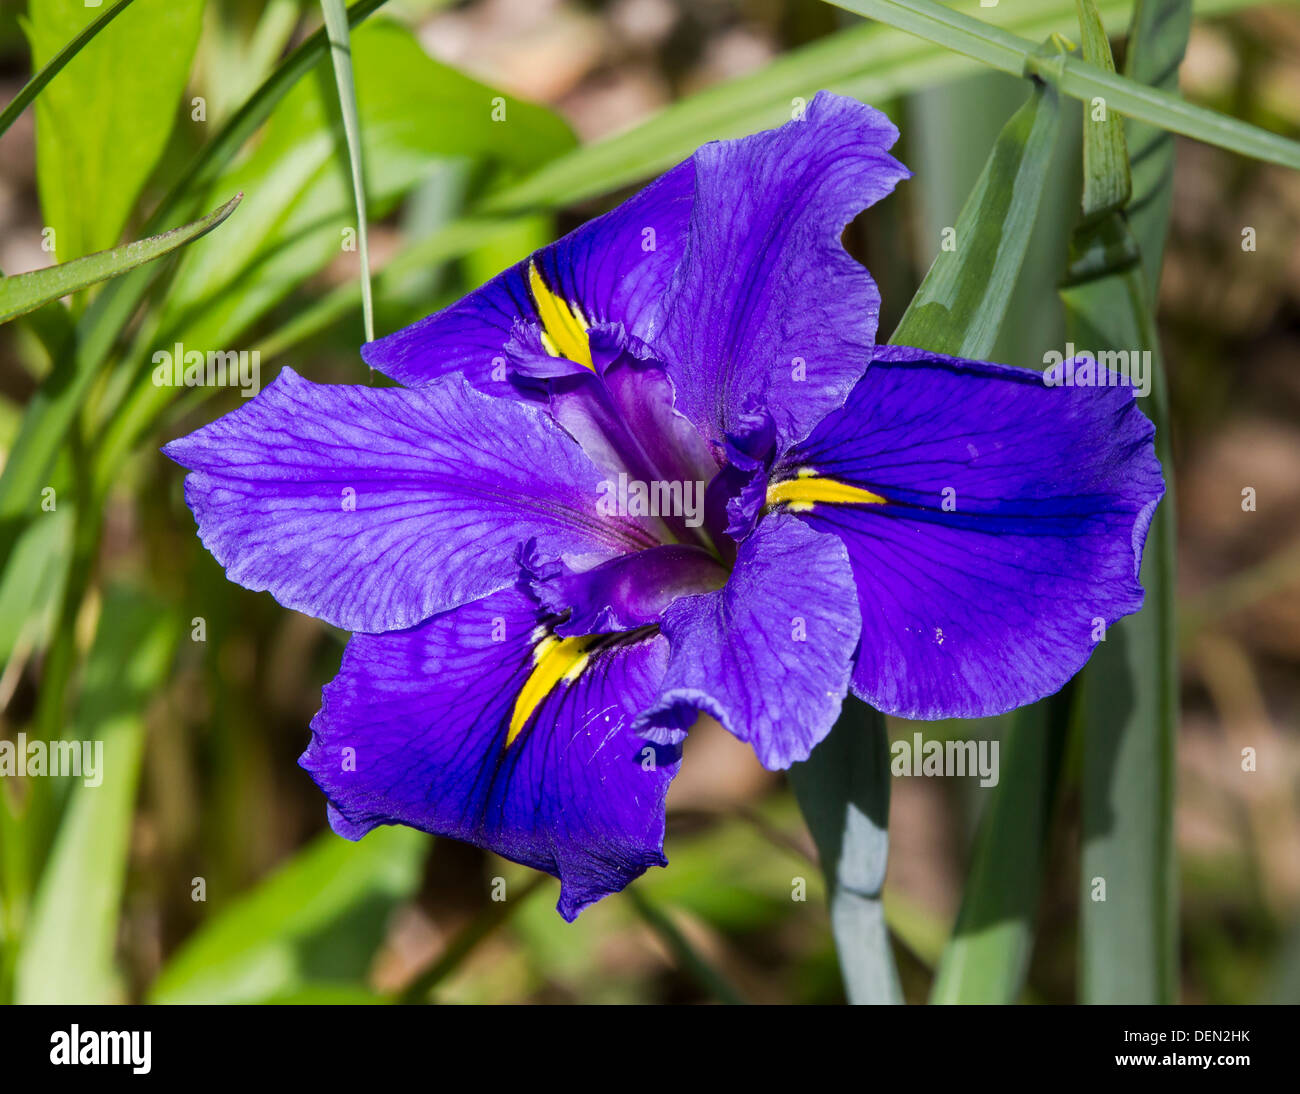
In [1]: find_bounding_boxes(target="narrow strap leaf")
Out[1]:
[929,698,1071,1003]
[0,194,241,325]
[319,0,375,345]
[789,700,902,1005]
[892,77,1061,358]
[1074,0,1131,219]
[1123,0,1194,293]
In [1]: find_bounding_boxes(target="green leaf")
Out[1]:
[1074,0,1131,219]
[0,0,393,580]
[1064,258,1179,1004]
[929,698,1071,1003]
[0,194,241,325]
[24,0,205,262]
[1123,0,1194,293]
[150,826,428,1004]
[789,700,902,1004]
[892,77,1061,357]
[1059,0,1185,1007]
[157,17,574,355]
[0,0,138,140]
[0,507,71,667]
[319,0,375,344]
[823,0,1300,169]
[13,587,179,1003]
[625,888,748,1005]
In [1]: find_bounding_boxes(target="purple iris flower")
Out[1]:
[164,93,1164,919]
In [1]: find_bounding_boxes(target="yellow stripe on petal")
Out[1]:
[506,633,593,746]
[765,468,887,513]
[527,261,593,370]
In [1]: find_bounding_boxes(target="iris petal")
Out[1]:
[778,344,1165,720]
[654,91,909,450]
[164,368,658,632]
[302,585,680,921]
[635,513,862,771]
[360,162,694,392]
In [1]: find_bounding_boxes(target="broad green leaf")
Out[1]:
[789,700,902,1005]
[150,826,427,1004]
[0,0,138,139]
[24,0,205,262]
[319,0,375,343]
[0,194,241,325]
[1074,0,1131,218]
[892,77,1061,357]
[14,587,179,1003]
[824,0,1300,169]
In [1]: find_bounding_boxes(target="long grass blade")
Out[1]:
[319,0,374,344]
[0,0,138,139]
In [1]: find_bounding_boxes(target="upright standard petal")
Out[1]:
[164,368,657,633]
[301,586,680,920]
[360,162,694,391]
[636,514,861,771]
[654,91,909,450]
[768,345,1165,720]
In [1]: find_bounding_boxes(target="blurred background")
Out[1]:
[0,0,1297,1004]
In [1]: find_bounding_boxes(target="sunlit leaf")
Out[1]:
[14,587,179,1003]
[150,826,428,1004]
[24,0,205,262]
[0,194,241,325]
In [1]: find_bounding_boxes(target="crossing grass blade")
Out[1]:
[823,0,1300,170]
